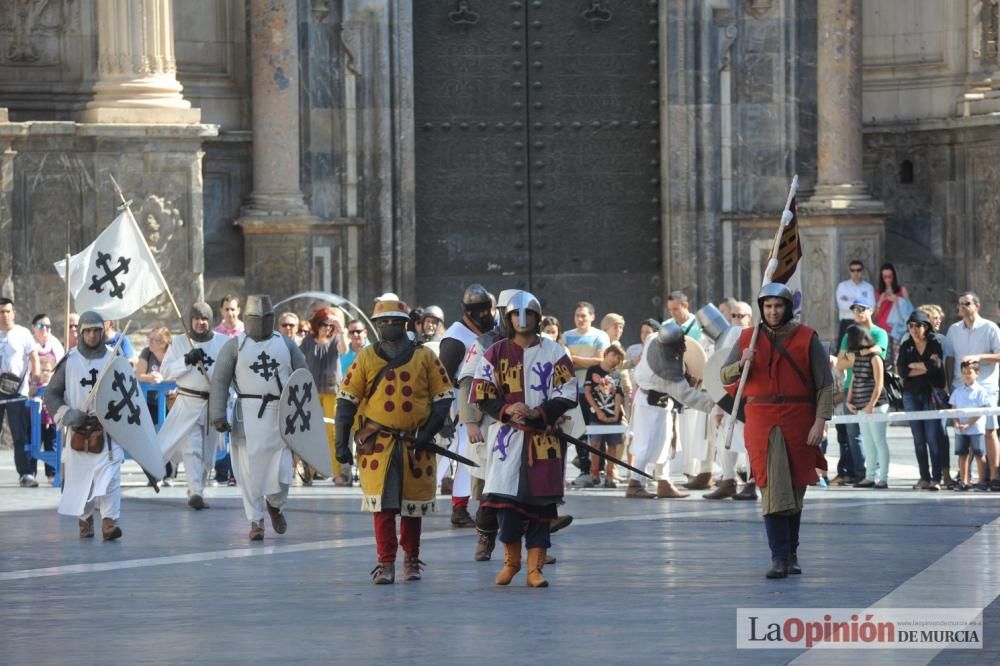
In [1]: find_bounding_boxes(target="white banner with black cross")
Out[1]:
[53,208,165,320]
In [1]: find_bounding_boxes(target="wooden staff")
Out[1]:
[723,175,799,450]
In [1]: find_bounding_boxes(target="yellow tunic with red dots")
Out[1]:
[339,345,453,514]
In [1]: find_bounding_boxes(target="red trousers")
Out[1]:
[374,510,421,563]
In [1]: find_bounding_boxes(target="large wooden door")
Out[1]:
[414,1,662,334]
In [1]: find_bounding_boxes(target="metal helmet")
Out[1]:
[422,305,445,323]
[371,295,410,321]
[695,304,730,343]
[244,294,275,341]
[189,301,213,322]
[645,322,686,381]
[78,310,105,332]
[462,283,492,308]
[496,289,520,311]
[757,283,794,326]
[506,291,542,330]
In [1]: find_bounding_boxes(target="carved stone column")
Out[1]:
[81,0,201,124]
[807,0,879,208]
[238,0,328,297]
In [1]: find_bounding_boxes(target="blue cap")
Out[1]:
[851,295,874,310]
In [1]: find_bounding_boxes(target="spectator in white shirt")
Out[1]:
[835,260,876,344]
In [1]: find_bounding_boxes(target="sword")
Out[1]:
[554,430,655,480]
[361,417,480,468]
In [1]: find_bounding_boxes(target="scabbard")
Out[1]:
[555,431,655,480]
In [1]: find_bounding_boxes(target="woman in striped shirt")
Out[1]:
[846,324,890,488]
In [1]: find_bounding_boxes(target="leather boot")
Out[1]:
[249,520,265,541]
[526,547,548,588]
[371,562,395,585]
[549,514,573,533]
[703,478,737,500]
[766,559,787,579]
[474,530,497,561]
[786,553,802,575]
[544,553,557,565]
[451,506,476,528]
[403,555,424,581]
[656,479,690,499]
[266,501,287,534]
[495,541,522,585]
[733,481,758,500]
[187,494,208,510]
[683,472,712,490]
[79,515,94,539]
[101,518,122,541]
[625,479,656,499]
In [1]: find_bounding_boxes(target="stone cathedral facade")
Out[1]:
[0,0,997,341]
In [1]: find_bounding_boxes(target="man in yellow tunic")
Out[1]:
[334,295,453,584]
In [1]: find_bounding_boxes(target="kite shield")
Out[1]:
[279,368,334,478]
[95,356,166,480]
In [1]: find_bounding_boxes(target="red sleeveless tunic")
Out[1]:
[728,324,826,488]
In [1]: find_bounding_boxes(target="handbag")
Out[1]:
[0,367,27,396]
[929,388,950,410]
[70,416,106,454]
[882,366,905,411]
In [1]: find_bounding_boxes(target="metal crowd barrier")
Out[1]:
[26,382,179,486]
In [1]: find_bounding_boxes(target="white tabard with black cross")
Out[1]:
[233,332,292,498]
[57,348,125,517]
[158,333,229,462]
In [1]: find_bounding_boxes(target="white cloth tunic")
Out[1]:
[157,333,228,461]
[232,333,293,499]
[57,348,124,518]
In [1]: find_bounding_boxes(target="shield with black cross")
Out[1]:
[278,368,334,478]
[95,356,165,480]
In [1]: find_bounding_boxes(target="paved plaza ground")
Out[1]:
[2,428,999,665]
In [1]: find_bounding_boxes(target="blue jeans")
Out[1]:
[903,391,944,482]
[843,422,867,479]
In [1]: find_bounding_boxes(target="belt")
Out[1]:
[177,386,210,400]
[237,392,280,418]
[746,395,813,404]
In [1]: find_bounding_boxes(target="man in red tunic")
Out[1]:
[721,284,833,579]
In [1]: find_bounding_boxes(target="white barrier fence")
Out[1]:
[830,406,1000,425]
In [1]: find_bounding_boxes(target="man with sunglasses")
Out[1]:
[835,260,876,345]
[340,319,369,376]
[946,293,1000,490]
[277,312,302,345]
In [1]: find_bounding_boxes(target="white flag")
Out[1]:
[54,209,164,320]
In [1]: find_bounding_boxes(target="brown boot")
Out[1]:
[703,478,737,500]
[656,479,690,499]
[733,481,758,500]
[495,541,522,585]
[474,530,497,561]
[403,555,424,581]
[526,547,548,588]
[101,518,122,541]
[549,514,573,533]
[249,520,265,541]
[683,472,712,490]
[187,494,208,510]
[450,506,476,528]
[79,515,94,539]
[625,479,656,499]
[371,561,395,585]
[266,501,287,534]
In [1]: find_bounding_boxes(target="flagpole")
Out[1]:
[107,175,211,389]
[723,175,799,451]
[64,252,72,348]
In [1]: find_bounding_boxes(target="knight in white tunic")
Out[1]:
[44,311,124,540]
[158,302,228,510]
[210,295,307,541]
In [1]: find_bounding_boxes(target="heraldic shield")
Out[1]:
[95,356,166,480]
[279,368,334,478]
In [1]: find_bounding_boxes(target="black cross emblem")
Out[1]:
[283,381,313,435]
[104,370,142,425]
[88,251,131,300]
[249,351,279,381]
[79,368,99,390]
[201,353,215,369]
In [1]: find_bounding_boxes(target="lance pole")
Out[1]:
[723,175,799,450]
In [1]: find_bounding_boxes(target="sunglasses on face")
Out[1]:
[35,323,51,330]
[297,328,309,334]
[849,268,863,273]
[959,301,975,307]
[731,313,749,319]
[851,307,868,313]
[348,329,365,335]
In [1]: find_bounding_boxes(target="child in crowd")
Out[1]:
[35,357,57,484]
[584,343,626,488]
[950,360,992,491]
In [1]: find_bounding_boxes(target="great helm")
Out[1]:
[757,283,794,326]
[244,295,275,341]
[371,294,410,321]
[462,283,492,308]
[694,303,730,343]
[644,322,686,381]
